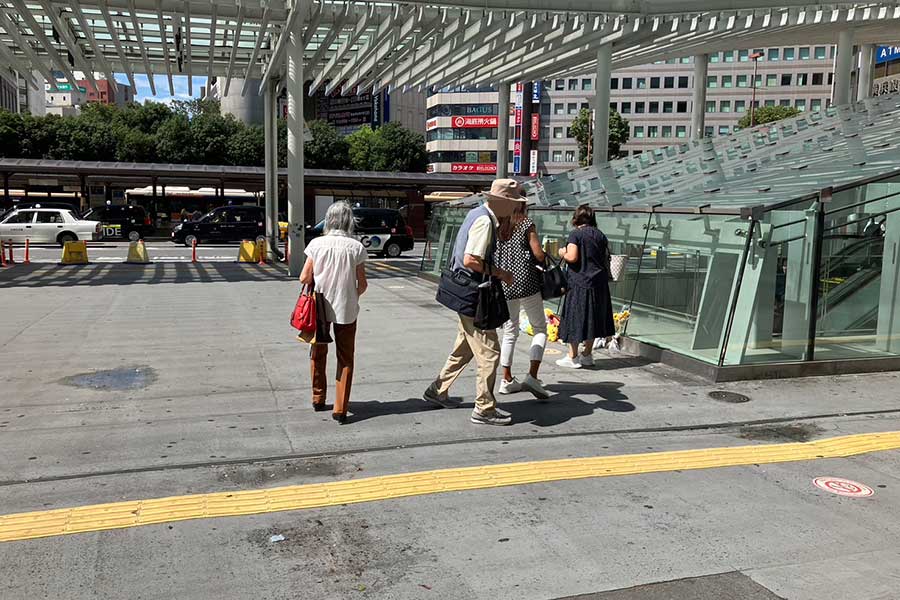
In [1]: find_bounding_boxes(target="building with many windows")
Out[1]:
[427,46,839,175]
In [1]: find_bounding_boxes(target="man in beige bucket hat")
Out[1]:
[424,178,527,426]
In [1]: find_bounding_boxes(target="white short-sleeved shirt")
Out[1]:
[463,205,500,259]
[305,234,367,324]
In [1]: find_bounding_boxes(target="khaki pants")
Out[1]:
[310,321,357,416]
[434,315,500,413]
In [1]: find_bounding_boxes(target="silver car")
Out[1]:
[0,208,102,246]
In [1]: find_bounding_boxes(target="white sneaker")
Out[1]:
[556,356,582,369]
[580,353,595,367]
[498,377,523,394]
[521,375,550,400]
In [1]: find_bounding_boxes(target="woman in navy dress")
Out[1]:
[556,204,615,369]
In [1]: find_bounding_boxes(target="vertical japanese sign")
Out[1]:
[513,83,523,174]
[529,149,538,177]
[532,81,541,103]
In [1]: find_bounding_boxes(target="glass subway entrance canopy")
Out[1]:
[424,92,900,378]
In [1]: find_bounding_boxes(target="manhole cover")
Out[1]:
[813,476,874,498]
[708,390,751,403]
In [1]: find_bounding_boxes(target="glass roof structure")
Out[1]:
[1,2,900,98]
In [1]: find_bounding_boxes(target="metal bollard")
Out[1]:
[23,239,30,264]
[6,241,13,264]
[191,238,198,263]
[0,242,6,268]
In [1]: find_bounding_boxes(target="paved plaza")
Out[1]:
[1,258,899,599]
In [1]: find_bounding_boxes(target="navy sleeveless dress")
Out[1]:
[559,226,615,343]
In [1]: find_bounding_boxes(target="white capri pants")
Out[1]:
[500,292,548,369]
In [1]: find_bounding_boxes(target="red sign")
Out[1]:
[514,108,522,126]
[426,118,439,131]
[531,114,540,140]
[451,163,497,174]
[513,141,522,154]
[813,477,875,498]
[451,116,499,128]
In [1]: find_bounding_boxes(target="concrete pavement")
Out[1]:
[1,258,899,599]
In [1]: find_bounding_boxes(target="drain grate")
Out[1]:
[708,390,751,403]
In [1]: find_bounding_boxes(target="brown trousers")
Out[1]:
[310,321,357,416]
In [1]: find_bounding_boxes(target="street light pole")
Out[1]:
[749,52,763,128]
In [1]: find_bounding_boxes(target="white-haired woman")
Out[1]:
[300,202,368,424]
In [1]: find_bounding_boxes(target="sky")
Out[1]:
[114,73,207,104]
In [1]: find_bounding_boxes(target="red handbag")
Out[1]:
[290,286,317,332]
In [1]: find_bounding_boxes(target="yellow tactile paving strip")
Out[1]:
[2,431,899,543]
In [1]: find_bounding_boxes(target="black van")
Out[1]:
[83,205,154,241]
[171,205,266,246]
[306,207,415,257]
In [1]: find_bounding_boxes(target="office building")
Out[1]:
[426,46,838,175]
[0,68,18,113]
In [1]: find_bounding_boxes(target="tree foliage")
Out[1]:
[737,105,801,129]
[570,108,630,166]
[0,101,426,172]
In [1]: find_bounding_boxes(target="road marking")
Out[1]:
[813,476,875,498]
[1,431,898,543]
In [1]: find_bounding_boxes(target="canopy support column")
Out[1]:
[593,45,612,166]
[287,12,305,276]
[496,82,510,178]
[833,29,855,106]
[691,53,708,141]
[857,44,875,102]
[264,77,280,261]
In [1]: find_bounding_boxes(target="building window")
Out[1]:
[582,79,592,91]
[676,101,688,113]
[553,127,564,139]
[622,78,632,89]
[739,49,750,62]
[720,100,731,113]
[765,99,776,107]
[636,78,646,89]
[812,72,824,85]
[648,126,659,138]
[540,103,551,116]
[799,47,810,60]
[783,48,796,61]
[538,150,549,162]
[567,103,578,115]
[552,150,562,162]
[781,74,792,86]
[681,57,691,64]
[678,76,689,88]
[767,48,779,61]
[649,101,659,113]
[650,77,660,89]
[722,75,733,88]
[662,125,672,138]
[795,99,806,111]
[767,74,778,87]
[565,150,576,162]
[676,125,687,138]
[710,53,720,63]
[705,100,716,113]
[634,126,644,138]
[620,101,631,114]
[779,99,791,107]
[828,72,834,85]
[735,100,746,113]
[754,74,763,88]
[718,125,730,135]
[814,46,827,60]
[583,102,591,111]
[634,102,646,114]
[707,75,718,88]
[566,127,573,138]
[554,103,564,115]
[811,98,823,112]
[704,126,715,137]
[737,74,749,88]
[568,79,578,91]
[555,79,565,90]
[796,73,808,86]
[664,76,675,88]
[723,50,735,63]
[831,46,836,59]
[610,78,619,90]
[609,103,616,113]
[663,101,673,113]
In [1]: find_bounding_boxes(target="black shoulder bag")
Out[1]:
[540,255,567,299]
[474,263,510,330]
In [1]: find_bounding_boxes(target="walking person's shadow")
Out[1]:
[511,381,634,427]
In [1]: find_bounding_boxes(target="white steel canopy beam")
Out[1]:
[7,0,80,89]
[127,0,156,95]
[310,3,376,95]
[155,0,175,96]
[241,6,270,95]
[0,7,58,87]
[184,1,192,95]
[223,5,245,95]
[0,41,38,89]
[98,0,136,90]
[333,5,414,95]
[207,2,217,83]
[33,0,100,93]
[68,0,118,91]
